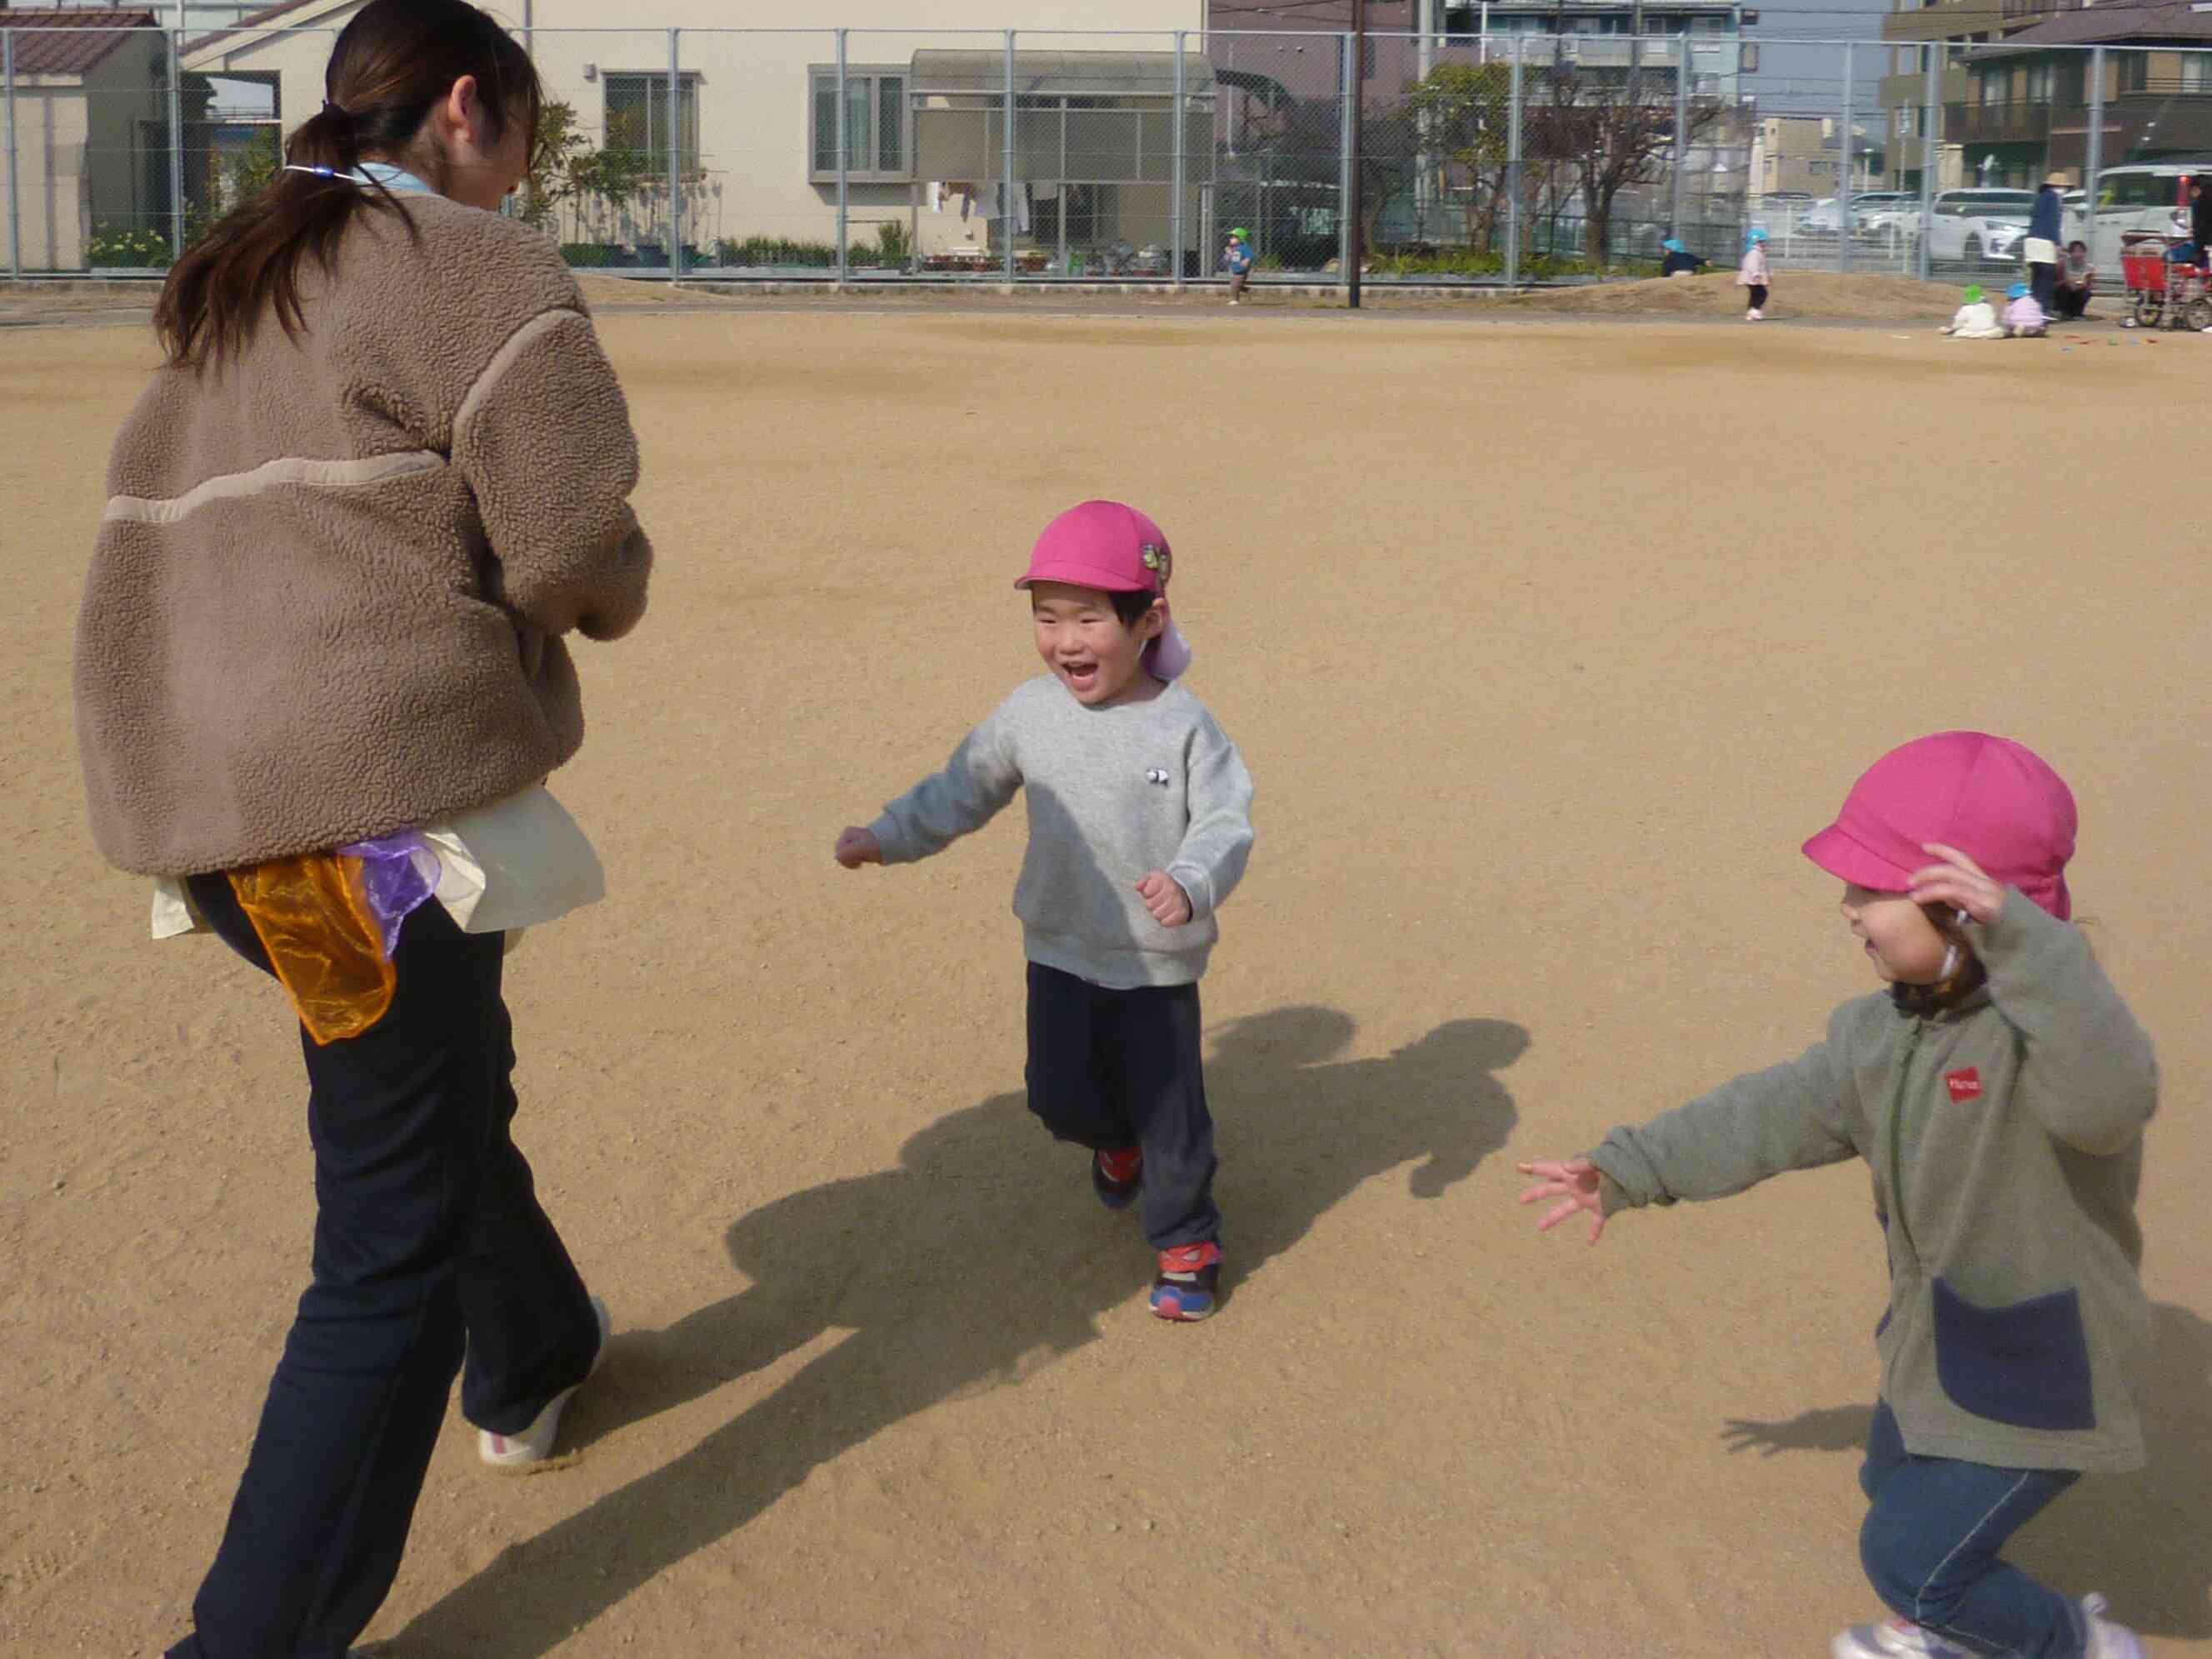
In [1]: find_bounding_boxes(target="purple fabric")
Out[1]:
[340,832,441,960]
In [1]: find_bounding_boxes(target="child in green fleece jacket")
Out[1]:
[1519,732,2154,1659]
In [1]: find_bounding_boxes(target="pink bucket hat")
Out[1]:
[1801,732,2077,919]
[1014,499,1193,679]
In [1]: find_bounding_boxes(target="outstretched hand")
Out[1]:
[1136,871,1192,927]
[1909,842,2006,926]
[834,827,883,869]
[1515,1157,1609,1247]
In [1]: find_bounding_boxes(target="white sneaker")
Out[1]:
[1746,308,1764,322]
[2083,1593,2146,1659]
[1830,1618,1971,1659]
[477,1294,611,1470]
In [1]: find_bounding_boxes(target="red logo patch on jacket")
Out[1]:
[1945,1067,1984,1104]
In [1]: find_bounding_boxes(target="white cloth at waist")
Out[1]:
[150,784,604,941]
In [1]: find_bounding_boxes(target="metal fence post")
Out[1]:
[1003,31,1017,285]
[167,27,185,267]
[1337,32,1353,289]
[1670,32,1688,242]
[666,29,682,278]
[836,28,849,286]
[2085,45,2105,247]
[4,30,18,282]
[1837,42,1853,274]
[1172,32,1186,292]
[1916,42,1939,282]
[1505,34,1523,291]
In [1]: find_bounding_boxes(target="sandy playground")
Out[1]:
[2,301,2209,1659]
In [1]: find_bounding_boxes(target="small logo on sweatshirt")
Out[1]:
[1945,1067,1983,1104]
[1144,768,1171,786]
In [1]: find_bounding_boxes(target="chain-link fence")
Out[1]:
[4,22,2210,296]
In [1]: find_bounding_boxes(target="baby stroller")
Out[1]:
[2120,232,2212,331]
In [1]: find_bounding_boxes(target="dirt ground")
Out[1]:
[1503,268,1977,321]
[2,308,2208,1659]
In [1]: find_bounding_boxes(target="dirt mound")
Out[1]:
[1507,269,1966,322]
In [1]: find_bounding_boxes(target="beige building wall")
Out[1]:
[187,0,1205,262]
[4,77,91,270]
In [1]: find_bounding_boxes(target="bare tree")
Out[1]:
[1526,63,1725,263]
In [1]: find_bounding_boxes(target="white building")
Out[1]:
[180,0,1210,272]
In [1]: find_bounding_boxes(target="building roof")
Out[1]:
[2,8,160,76]
[1981,0,2212,47]
[184,0,335,58]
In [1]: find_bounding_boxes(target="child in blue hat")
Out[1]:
[1739,227,1770,321]
[1660,237,1707,277]
[2003,280,2048,338]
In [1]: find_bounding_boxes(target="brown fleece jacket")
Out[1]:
[75,192,652,877]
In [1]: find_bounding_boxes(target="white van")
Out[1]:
[1915,188,2037,263]
[2065,162,2206,272]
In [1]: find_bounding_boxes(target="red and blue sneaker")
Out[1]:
[1149,1242,1222,1322]
[1091,1147,1142,1211]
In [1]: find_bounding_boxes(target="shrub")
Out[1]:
[714,235,838,268]
[87,222,171,268]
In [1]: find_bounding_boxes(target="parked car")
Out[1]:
[1798,197,1845,237]
[1850,191,1911,234]
[1913,188,2036,264]
[2065,162,2207,274]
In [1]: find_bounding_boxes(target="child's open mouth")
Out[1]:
[1060,660,1100,692]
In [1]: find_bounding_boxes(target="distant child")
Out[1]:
[1660,237,1707,277]
[1225,227,1256,305]
[1739,227,1770,321]
[2005,281,2049,337]
[1518,732,2155,1659]
[1940,283,2003,339]
[834,501,1255,1322]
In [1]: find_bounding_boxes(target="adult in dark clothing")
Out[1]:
[2026,177,2064,312]
[2191,178,2212,263]
[1660,237,1707,277]
[2053,240,2094,319]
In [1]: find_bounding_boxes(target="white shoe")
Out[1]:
[1746,308,1764,322]
[477,1294,611,1470]
[2083,1593,2146,1659]
[1830,1618,1970,1659]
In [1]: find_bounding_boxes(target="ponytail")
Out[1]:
[154,0,540,368]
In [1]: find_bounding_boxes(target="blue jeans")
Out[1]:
[1859,1400,2085,1657]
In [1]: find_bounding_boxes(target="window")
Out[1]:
[2119,52,2149,93]
[1979,66,2008,103]
[810,66,907,181]
[2184,53,2212,92]
[2025,62,2053,102]
[604,72,701,177]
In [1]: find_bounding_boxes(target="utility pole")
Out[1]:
[1349,0,1366,308]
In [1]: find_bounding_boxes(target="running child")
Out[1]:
[1226,227,1256,304]
[1517,732,2154,1659]
[834,501,1254,1321]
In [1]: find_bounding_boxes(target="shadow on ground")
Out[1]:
[386,1007,1527,1656]
[1718,1302,2212,1637]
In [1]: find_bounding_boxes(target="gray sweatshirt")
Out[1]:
[1589,894,2155,1472]
[869,676,1254,989]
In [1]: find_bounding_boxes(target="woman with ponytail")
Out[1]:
[75,2,652,1652]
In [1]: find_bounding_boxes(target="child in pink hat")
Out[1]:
[1518,732,2155,1659]
[833,501,1253,1321]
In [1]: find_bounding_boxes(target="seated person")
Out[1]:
[2053,240,2094,317]
[1940,282,2004,339]
[2003,281,2048,337]
[1659,237,1706,277]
